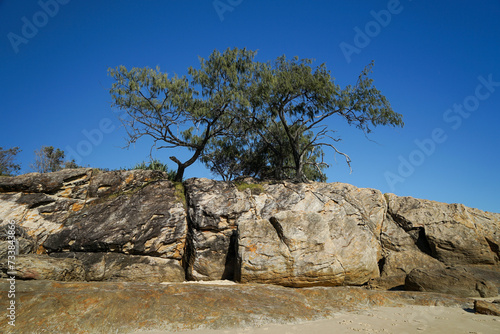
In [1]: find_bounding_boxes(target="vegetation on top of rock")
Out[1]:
[0,146,21,176]
[109,47,403,183]
[132,159,176,181]
[31,146,79,173]
[235,182,265,195]
[173,181,187,207]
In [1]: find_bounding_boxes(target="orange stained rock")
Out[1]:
[36,244,47,254]
[81,297,100,308]
[59,187,72,198]
[125,173,134,184]
[71,202,84,212]
[172,242,185,259]
[248,244,257,253]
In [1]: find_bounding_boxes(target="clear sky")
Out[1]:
[1,0,499,213]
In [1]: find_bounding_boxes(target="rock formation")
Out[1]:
[0,169,499,297]
[0,280,472,333]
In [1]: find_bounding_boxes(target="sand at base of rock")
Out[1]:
[134,305,500,334]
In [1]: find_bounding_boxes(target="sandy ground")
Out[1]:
[134,305,500,334]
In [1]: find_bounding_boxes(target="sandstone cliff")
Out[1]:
[0,168,499,296]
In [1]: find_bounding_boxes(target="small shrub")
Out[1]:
[132,159,176,181]
[235,182,265,195]
[173,182,187,207]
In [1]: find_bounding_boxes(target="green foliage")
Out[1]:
[108,47,258,182]
[173,182,187,207]
[31,146,64,173]
[132,159,176,181]
[30,146,81,173]
[240,57,403,182]
[0,146,21,176]
[110,48,404,183]
[201,124,327,182]
[64,159,80,169]
[202,54,402,182]
[235,182,265,195]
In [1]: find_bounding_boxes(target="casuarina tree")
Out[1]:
[0,146,21,176]
[31,146,78,173]
[109,48,257,182]
[243,57,404,182]
[110,48,403,182]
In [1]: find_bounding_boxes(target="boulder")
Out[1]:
[0,169,187,283]
[0,280,471,333]
[375,213,446,289]
[184,178,251,281]
[386,194,500,266]
[474,300,500,316]
[0,254,85,281]
[51,252,184,282]
[238,210,380,287]
[405,267,498,298]
[185,178,385,286]
[0,169,180,253]
[43,179,187,259]
[369,251,445,290]
[238,182,385,287]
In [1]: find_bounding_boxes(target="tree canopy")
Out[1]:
[245,57,403,181]
[31,146,79,173]
[109,48,256,182]
[0,146,21,176]
[109,48,403,182]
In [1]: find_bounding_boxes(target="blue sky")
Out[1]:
[1,0,499,213]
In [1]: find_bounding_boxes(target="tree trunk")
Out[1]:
[174,165,185,182]
[170,146,204,182]
[294,162,307,183]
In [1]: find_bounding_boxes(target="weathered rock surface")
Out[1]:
[185,178,385,286]
[386,194,500,266]
[1,170,499,293]
[51,252,184,282]
[0,254,85,281]
[0,280,472,333]
[183,178,247,281]
[405,267,498,298]
[0,169,187,281]
[43,179,186,258]
[475,300,500,316]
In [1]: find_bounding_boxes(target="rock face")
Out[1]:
[0,254,85,281]
[475,300,500,316]
[183,178,248,281]
[1,170,499,293]
[405,267,498,298]
[0,280,472,333]
[386,194,499,266]
[185,179,385,287]
[0,169,188,282]
[236,182,384,287]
